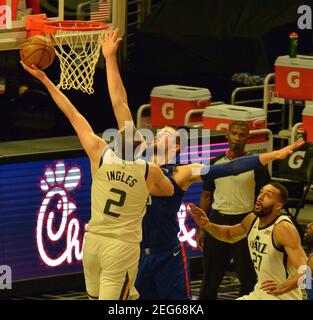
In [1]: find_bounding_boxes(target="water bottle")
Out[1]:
[289,32,299,58]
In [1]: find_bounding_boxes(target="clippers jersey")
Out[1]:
[247,215,302,300]
[87,147,149,243]
[141,164,184,251]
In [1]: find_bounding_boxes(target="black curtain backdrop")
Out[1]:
[132,0,313,76]
[126,0,313,110]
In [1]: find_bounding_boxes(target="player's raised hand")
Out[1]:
[20,61,46,82]
[275,138,305,160]
[290,138,305,151]
[101,27,123,58]
[188,203,210,229]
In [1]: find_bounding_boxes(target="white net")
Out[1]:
[50,29,106,94]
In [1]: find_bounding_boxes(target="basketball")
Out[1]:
[20,35,56,70]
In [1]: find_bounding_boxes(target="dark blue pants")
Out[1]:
[135,243,191,300]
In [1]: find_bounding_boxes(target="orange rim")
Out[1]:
[42,20,109,34]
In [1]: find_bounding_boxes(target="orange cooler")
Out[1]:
[202,104,267,143]
[150,84,211,127]
[275,55,313,101]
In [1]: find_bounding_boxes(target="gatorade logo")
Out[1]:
[287,71,300,88]
[162,103,174,120]
[288,151,305,169]
[253,119,265,129]
[216,123,229,132]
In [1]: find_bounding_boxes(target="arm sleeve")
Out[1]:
[202,155,225,191]
[200,154,262,182]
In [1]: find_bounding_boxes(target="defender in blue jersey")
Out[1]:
[138,164,190,299]
[101,28,304,300]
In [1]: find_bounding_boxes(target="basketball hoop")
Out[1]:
[42,21,109,94]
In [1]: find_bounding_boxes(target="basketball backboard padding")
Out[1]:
[0,0,125,51]
[0,0,64,50]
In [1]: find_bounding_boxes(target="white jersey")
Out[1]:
[87,147,149,243]
[247,215,302,300]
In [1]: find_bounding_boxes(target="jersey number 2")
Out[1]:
[103,188,126,218]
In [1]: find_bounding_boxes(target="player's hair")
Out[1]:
[163,125,182,156]
[269,182,289,204]
[164,126,180,145]
[115,125,145,161]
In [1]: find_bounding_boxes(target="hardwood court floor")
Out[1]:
[12,271,240,300]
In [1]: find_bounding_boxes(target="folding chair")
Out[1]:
[271,143,313,221]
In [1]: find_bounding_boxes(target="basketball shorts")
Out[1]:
[135,243,191,300]
[82,232,140,300]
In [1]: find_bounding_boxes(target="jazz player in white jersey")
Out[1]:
[20,62,174,300]
[189,182,308,300]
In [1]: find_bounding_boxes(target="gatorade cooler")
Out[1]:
[202,104,266,143]
[150,85,211,127]
[302,103,313,142]
[275,55,313,100]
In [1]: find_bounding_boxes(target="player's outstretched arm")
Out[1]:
[20,61,105,161]
[101,28,134,129]
[184,138,305,186]
[188,203,255,243]
[259,138,305,165]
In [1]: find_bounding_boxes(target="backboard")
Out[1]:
[0,0,126,51]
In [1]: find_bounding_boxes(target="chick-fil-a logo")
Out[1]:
[36,161,86,267]
[177,203,197,248]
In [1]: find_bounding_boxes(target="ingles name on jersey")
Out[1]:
[106,170,138,187]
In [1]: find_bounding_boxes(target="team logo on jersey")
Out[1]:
[250,235,268,254]
[36,161,86,267]
[177,203,197,248]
